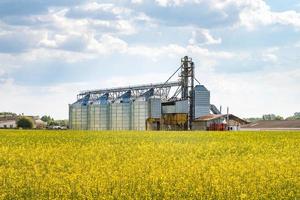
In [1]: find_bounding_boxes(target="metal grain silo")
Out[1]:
[194,85,210,119]
[69,95,89,130]
[79,105,88,130]
[69,104,88,130]
[88,94,110,130]
[110,91,132,130]
[69,104,77,130]
[132,100,148,130]
[110,103,132,130]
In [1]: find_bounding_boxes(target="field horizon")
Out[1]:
[0,130,299,199]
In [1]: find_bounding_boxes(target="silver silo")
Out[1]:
[194,85,210,119]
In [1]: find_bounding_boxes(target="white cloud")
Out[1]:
[295,41,300,48]
[0,25,232,63]
[0,30,235,73]
[206,0,300,30]
[0,68,5,76]
[154,0,199,7]
[131,0,144,4]
[74,2,132,16]
[261,47,279,63]
[48,7,137,35]
[124,43,234,67]
[236,0,300,30]
[189,29,222,46]
[127,44,186,60]
[103,72,171,88]
[261,53,277,63]
[0,28,46,53]
[0,2,156,55]
[187,45,234,59]
[131,0,300,29]
[87,34,128,54]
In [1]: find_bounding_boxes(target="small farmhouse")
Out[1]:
[0,119,17,129]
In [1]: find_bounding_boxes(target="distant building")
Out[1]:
[0,114,46,129]
[192,114,248,131]
[34,119,47,129]
[0,112,17,119]
[0,119,17,129]
[0,113,17,129]
[242,120,300,130]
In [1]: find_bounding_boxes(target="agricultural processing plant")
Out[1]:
[0,130,299,199]
[1,0,300,199]
[69,56,248,132]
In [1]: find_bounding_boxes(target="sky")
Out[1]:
[0,0,299,119]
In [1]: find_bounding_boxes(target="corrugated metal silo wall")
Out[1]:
[69,104,73,129]
[110,103,132,130]
[88,104,110,130]
[148,98,161,118]
[175,100,189,113]
[69,104,88,130]
[132,101,148,130]
[69,98,163,131]
[194,86,211,118]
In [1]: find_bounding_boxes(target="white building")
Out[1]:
[0,119,17,129]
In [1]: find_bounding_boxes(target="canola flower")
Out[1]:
[0,130,299,199]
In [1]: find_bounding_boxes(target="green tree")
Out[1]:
[17,117,34,129]
[49,121,59,126]
[274,115,284,120]
[262,114,283,121]
[41,115,54,124]
[286,112,300,120]
[294,112,300,119]
[262,114,276,120]
[244,117,262,123]
[55,120,69,127]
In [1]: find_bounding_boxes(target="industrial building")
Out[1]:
[69,56,247,131]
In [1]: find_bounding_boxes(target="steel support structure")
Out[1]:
[180,56,195,130]
[78,81,181,102]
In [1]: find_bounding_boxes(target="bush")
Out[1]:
[17,117,34,129]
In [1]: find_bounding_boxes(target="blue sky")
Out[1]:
[0,0,299,119]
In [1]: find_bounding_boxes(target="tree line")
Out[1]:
[245,112,300,123]
[40,115,68,127]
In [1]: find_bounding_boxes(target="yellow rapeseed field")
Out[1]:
[0,130,299,199]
